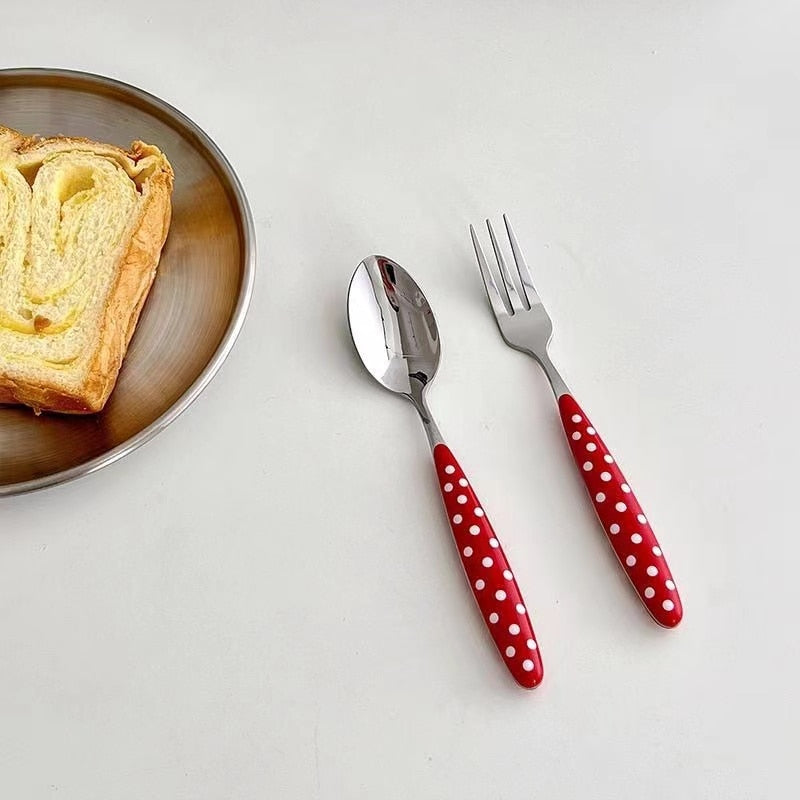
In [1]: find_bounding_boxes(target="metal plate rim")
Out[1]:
[0,67,256,497]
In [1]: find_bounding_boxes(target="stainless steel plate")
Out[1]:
[0,69,255,495]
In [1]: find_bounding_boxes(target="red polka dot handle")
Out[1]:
[558,395,682,627]
[433,443,543,688]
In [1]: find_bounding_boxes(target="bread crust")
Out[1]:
[0,127,174,413]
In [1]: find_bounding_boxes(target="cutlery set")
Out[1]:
[347,216,681,690]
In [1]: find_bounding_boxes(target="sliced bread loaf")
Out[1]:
[0,125,173,413]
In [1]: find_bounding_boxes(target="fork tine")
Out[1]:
[503,214,541,306]
[470,224,508,318]
[487,219,526,312]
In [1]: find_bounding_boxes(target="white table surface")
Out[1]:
[2,1,798,797]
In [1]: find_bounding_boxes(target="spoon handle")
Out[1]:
[433,444,543,689]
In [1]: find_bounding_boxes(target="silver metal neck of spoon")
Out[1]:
[408,386,444,449]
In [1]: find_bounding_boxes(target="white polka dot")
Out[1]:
[665,579,675,590]
[522,659,534,672]
[644,587,655,599]
[457,495,467,504]
[631,533,642,544]
[444,465,455,474]
[489,538,499,548]
[474,508,484,517]
[463,546,473,557]
[603,454,613,463]
[586,442,597,452]
[516,603,525,614]
[452,514,463,524]
[609,523,620,534]
[475,579,485,590]
[469,524,480,535]
[595,492,606,502]
[572,431,581,440]
[489,612,499,624]
[526,638,537,650]
[443,482,453,492]
[615,502,627,512]
[505,646,516,657]
[503,569,513,580]
[583,461,593,471]
[621,483,631,493]
[662,599,675,611]
[587,426,596,435]
[625,555,636,567]
[652,546,662,556]
[495,589,507,601]
[508,623,520,635]
[600,471,611,482]
[646,565,659,577]
[482,556,493,568]
[637,514,647,524]
[571,414,582,423]
[458,478,468,487]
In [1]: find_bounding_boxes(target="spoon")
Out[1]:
[347,255,543,689]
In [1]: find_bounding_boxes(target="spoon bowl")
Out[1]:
[347,255,441,401]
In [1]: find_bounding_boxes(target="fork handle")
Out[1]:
[433,443,544,688]
[557,394,683,627]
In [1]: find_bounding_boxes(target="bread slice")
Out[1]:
[0,124,173,413]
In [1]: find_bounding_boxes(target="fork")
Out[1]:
[470,216,682,628]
